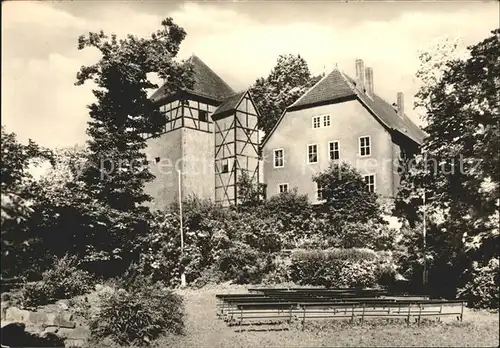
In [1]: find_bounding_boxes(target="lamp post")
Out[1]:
[422,151,428,291]
[177,169,186,287]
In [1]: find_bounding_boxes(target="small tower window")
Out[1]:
[199,110,208,122]
[221,159,229,173]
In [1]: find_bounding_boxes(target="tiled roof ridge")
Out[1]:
[287,69,333,110]
[338,70,393,131]
[338,69,427,143]
[189,54,235,97]
[212,90,247,117]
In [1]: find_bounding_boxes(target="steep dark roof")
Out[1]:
[288,69,356,110]
[266,67,427,146]
[343,74,427,144]
[151,55,235,103]
[212,91,246,119]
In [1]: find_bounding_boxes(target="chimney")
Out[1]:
[355,59,365,92]
[397,92,404,116]
[365,67,374,98]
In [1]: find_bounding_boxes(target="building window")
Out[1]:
[312,116,321,129]
[316,182,324,201]
[278,183,289,193]
[274,149,284,168]
[329,141,339,160]
[364,174,375,193]
[359,136,371,157]
[308,144,318,163]
[323,114,331,127]
[199,110,208,122]
[221,159,229,173]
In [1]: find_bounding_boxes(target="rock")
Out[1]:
[5,307,30,323]
[28,311,48,326]
[56,300,70,310]
[44,313,75,329]
[65,338,86,347]
[43,326,59,335]
[1,302,8,320]
[58,325,89,340]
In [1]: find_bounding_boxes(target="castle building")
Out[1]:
[262,59,426,203]
[145,56,425,210]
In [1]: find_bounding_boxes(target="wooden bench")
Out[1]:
[216,288,465,327]
[223,300,465,327]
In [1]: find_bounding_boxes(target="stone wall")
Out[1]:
[1,301,89,347]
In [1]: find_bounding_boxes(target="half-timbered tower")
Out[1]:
[213,91,260,206]
[144,55,261,210]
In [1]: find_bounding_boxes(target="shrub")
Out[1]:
[231,213,282,253]
[289,248,391,288]
[262,255,291,284]
[337,261,378,288]
[190,267,224,289]
[21,255,94,307]
[313,162,384,224]
[458,257,499,310]
[328,222,396,250]
[89,282,184,346]
[216,242,274,284]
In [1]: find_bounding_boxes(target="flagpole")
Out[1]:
[178,169,186,287]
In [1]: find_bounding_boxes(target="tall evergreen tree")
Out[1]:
[74,18,194,274]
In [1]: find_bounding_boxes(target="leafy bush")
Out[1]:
[337,261,378,288]
[289,248,391,288]
[216,242,274,284]
[89,282,184,346]
[459,257,499,310]
[313,162,384,224]
[135,211,183,286]
[262,255,291,284]
[327,222,396,250]
[190,267,224,289]
[230,213,282,253]
[21,255,94,307]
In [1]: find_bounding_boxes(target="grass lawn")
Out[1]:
[155,284,499,348]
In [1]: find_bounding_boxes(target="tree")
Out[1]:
[250,54,323,137]
[236,171,265,210]
[395,29,500,302]
[73,18,194,274]
[1,126,53,277]
[313,162,383,225]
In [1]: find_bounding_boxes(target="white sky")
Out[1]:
[2,1,498,149]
